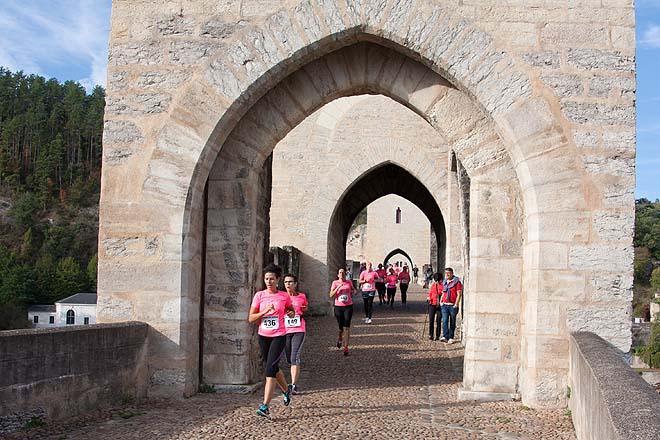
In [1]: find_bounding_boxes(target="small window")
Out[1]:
[84,317,90,325]
[49,316,54,324]
[33,315,39,324]
[66,310,75,325]
[395,207,401,224]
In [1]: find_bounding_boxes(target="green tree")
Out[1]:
[640,318,660,368]
[87,254,98,292]
[54,256,87,299]
[651,267,660,292]
[634,247,652,284]
[7,192,39,231]
[34,254,56,303]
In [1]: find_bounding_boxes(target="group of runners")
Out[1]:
[247,261,462,418]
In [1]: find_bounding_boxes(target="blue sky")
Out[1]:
[0,0,658,200]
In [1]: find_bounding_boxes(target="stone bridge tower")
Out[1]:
[100,0,636,408]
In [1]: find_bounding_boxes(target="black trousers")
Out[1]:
[428,306,442,339]
[258,335,287,377]
[386,287,396,305]
[400,283,409,303]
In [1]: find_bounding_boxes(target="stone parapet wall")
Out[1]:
[0,322,148,435]
[569,332,660,440]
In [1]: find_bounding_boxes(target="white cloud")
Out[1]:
[0,1,111,90]
[641,24,660,48]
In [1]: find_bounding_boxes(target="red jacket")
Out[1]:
[441,278,463,304]
[427,282,442,306]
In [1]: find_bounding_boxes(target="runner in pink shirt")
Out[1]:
[359,261,378,323]
[375,264,387,306]
[248,263,295,418]
[398,265,411,307]
[385,267,398,308]
[330,268,355,356]
[283,274,308,395]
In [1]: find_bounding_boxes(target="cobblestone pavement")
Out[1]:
[12,285,575,440]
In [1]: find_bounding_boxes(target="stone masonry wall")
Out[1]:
[0,323,148,435]
[101,0,635,407]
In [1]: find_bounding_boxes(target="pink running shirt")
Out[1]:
[386,274,398,288]
[285,293,308,334]
[399,272,411,284]
[376,269,387,282]
[360,270,378,292]
[251,290,292,337]
[332,280,354,306]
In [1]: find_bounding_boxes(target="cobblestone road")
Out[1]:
[12,285,575,440]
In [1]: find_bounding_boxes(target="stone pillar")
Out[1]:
[445,151,464,276]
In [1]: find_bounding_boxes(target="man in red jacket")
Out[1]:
[440,267,463,344]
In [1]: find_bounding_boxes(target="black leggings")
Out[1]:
[334,305,353,330]
[258,335,287,378]
[362,295,374,319]
[375,282,386,304]
[400,283,409,304]
[386,287,396,305]
[428,306,442,338]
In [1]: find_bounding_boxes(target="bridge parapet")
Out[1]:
[569,332,660,440]
[0,322,148,435]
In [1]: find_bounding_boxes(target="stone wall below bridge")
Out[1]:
[0,322,148,435]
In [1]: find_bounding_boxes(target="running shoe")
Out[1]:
[336,339,342,348]
[282,388,292,406]
[291,384,300,395]
[256,404,270,417]
[366,318,372,324]
[448,338,455,345]
[343,346,349,356]
[439,337,447,342]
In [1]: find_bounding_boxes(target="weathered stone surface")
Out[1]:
[521,51,560,69]
[108,42,163,65]
[567,48,635,72]
[540,74,583,98]
[561,101,635,126]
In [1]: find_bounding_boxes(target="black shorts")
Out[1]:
[334,304,353,330]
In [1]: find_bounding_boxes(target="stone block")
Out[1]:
[540,23,607,46]
[561,101,635,126]
[540,74,583,98]
[466,313,520,338]
[590,273,633,302]
[465,338,503,361]
[567,304,632,352]
[569,244,633,272]
[521,51,560,69]
[592,210,634,241]
[463,361,518,393]
[567,48,635,72]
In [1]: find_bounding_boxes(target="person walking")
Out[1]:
[359,261,378,323]
[398,265,411,307]
[330,268,355,356]
[248,263,295,418]
[283,274,308,395]
[385,267,398,308]
[440,267,463,344]
[375,263,387,306]
[412,265,419,284]
[426,273,443,340]
[423,265,434,288]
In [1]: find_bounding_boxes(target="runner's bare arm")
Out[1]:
[285,304,296,318]
[248,305,272,324]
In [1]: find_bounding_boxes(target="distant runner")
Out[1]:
[359,261,378,323]
[330,268,355,356]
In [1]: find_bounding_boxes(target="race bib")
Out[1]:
[401,279,409,284]
[261,315,279,330]
[285,315,302,328]
[338,294,349,303]
[363,283,373,290]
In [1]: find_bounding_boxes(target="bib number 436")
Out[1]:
[261,315,279,330]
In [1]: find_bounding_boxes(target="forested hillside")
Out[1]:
[634,198,660,316]
[0,67,103,329]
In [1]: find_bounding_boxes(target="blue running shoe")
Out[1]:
[256,404,269,417]
[282,388,292,406]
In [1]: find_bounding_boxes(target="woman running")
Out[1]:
[375,263,387,305]
[330,268,355,356]
[359,261,378,323]
[283,273,308,395]
[385,267,398,308]
[248,263,295,418]
[398,265,411,307]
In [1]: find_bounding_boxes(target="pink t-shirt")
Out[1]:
[385,274,398,288]
[286,293,308,334]
[399,272,411,284]
[251,290,292,337]
[394,266,401,276]
[332,280,353,306]
[360,270,378,292]
[376,269,387,282]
